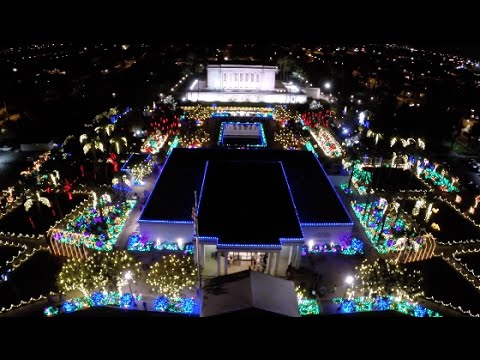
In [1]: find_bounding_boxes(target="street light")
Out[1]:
[324,81,331,90]
[124,271,136,307]
[344,275,354,298]
[338,275,354,311]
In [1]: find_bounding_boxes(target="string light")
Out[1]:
[1,293,56,314]
[309,126,343,158]
[333,295,442,317]
[153,296,197,314]
[301,237,364,256]
[351,200,427,254]
[274,127,308,150]
[296,287,320,316]
[57,250,142,296]
[348,258,424,303]
[44,291,143,316]
[51,197,136,252]
[146,254,197,298]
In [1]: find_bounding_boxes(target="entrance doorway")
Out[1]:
[229,252,267,272]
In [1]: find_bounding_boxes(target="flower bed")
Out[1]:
[296,287,320,316]
[333,296,442,317]
[352,201,424,254]
[141,132,168,154]
[301,237,364,256]
[51,199,136,252]
[153,296,197,314]
[309,127,342,158]
[127,233,194,255]
[44,291,142,316]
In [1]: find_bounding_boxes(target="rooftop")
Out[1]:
[197,160,302,245]
[139,148,352,225]
[208,64,278,70]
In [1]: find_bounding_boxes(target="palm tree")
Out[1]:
[277,56,296,81]
[95,124,115,151]
[109,137,127,155]
[93,108,118,124]
[79,134,104,181]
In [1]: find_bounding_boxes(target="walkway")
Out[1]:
[115,167,161,250]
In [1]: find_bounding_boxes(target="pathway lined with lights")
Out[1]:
[115,168,161,250]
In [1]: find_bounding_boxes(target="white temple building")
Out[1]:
[184,64,307,104]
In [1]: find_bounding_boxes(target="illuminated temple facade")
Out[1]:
[184,64,307,104]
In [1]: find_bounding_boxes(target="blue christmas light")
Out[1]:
[91,292,105,306]
[375,297,391,311]
[196,160,209,216]
[179,298,196,314]
[120,293,134,308]
[154,296,170,311]
[62,301,76,313]
[341,300,355,313]
[413,305,427,317]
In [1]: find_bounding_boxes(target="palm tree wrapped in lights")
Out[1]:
[95,123,116,152]
[24,191,52,229]
[367,129,383,146]
[95,124,115,137]
[80,134,104,180]
[109,137,127,154]
[391,137,426,162]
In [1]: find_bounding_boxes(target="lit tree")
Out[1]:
[79,133,104,180]
[95,123,116,153]
[179,128,210,148]
[93,107,118,124]
[130,163,152,181]
[367,129,383,146]
[146,254,197,298]
[95,123,115,138]
[57,250,141,296]
[349,258,423,302]
[185,105,211,124]
[93,250,142,292]
[273,106,293,126]
[24,191,52,228]
[109,137,128,154]
[274,127,307,150]
[57,257,103,297]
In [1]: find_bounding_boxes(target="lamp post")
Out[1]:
[344,275,354,298]
[124,271,136,307]
[338,275,354,311]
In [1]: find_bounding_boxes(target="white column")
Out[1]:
[267,252,273,274]
[295,245,302,268]
[288,246,293,265]
[224,251,228,275]
[199,244,204,268]
[291,246,298,268]
[217,252,221,276]
[274,252,280,277]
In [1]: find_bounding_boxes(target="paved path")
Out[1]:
[115,167,161,250]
